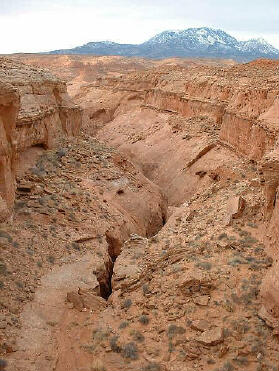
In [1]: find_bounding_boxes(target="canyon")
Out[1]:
[0,54,278,371]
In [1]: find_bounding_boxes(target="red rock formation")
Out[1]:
[259,142,279,330]
[0,58,82,220]
[0,81,19,219]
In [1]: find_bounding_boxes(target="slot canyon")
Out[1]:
[0,55,278,371]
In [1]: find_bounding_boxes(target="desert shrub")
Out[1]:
[122,342,138,360]
[130,329,144,342]
[119,321,129,329]
[0,231,12,243]
[80,344,95,353]
[143,362,161,371]
[122,298,132,309]
[221,361,235,371]
[218,233,228,240]
[15,281,24,289]
[142,284,150,295]
[91,359,106,371]
[0,359,7,370]
[227,256,246,266]
[0,263,7,275]
[167,324,186,339]
[47,255,55,264]
[233,356,249,366]
[110,335,121,353]
[168,340,174,353]
[138,315,149,325]
[71,242,81,251]
[92,328,109,342]
[231,319,250,334]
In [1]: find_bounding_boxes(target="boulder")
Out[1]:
[196,327,224,345]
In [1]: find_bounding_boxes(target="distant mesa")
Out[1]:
[48,27,279,61]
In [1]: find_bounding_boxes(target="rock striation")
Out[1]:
[0,58,82,220]
[0,80,19,219]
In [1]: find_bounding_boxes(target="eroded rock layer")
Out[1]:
[0,58,82,219]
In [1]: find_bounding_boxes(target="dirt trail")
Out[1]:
[8,253,99,371]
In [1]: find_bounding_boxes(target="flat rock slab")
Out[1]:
[196,327,224,345]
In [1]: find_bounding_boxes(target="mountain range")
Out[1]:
[49,27,279,61]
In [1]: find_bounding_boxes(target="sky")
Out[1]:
[0,0,278,53]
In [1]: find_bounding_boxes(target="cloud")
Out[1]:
[0,0,278,53]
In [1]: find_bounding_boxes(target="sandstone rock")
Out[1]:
[78,288,107,311]
[0,197,10,222]
[178,271,213,296]
[189,319,210,332]
[67,289,107,312]
[258,305,278,329]
[0,80,19,220]
[74,235,95,243]
[193,295,210,306]
[225,196,245,225]
[183,344,201,360]
[66,291,84,311]
[196,327,224,345]
[0,57,82,221]
[17,182,33,193]
[259,259,279,327]
[260,146,279,329]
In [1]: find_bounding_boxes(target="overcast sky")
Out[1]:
[1,0,278,53]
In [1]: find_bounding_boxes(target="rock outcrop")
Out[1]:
[259,142,279,330]
[0,80,19,219]
[0,58,82,220]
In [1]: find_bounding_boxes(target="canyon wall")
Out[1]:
[92,59,279,330]
[260,143,279,330]
[0,58,82,220]
[73,60,278,163]
[143,63,278,161]
[0,81,19,218]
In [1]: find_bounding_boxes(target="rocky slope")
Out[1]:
[0,57,82,220]
[0,56,278,371]
[49,27,279,61]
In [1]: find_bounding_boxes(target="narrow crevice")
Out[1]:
[97,182,168,300]
[96,233,123,300]
[162,212,167,226]
[105,232,122,262]
[98,258,113,300]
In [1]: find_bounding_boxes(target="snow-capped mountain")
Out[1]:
[49,27,279,61]
[238,38,279,55]
[144,28,239,48]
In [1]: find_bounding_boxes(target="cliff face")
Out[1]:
[71,60,278,163]
[143,62,278,161]
[259,143,279,330]
[0,81,19,218]
[0,58,82,220]
[92,59,279,336]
